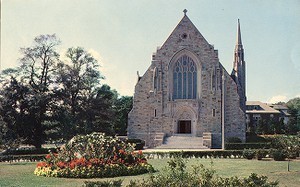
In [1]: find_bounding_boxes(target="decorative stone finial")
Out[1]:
[183,9,187,15]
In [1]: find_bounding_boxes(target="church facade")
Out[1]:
[128,10,246,148]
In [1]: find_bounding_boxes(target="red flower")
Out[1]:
[45,154,51,159]
[90,158,101,166]
[119,158,124,164]
[119,149,125,154]
[69,161,76,169]
[138,150,143,155]
[37,162,47,168]
[57,161,67,169]
[113,155,118,161]
[75,158,86,166]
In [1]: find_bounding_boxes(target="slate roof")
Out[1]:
[268,104,289,110]
[246,101,280,114]
[268,104,291,116]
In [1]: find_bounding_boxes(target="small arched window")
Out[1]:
[173,55,197,99]
[211,68,216,92]
[153,67,160,91]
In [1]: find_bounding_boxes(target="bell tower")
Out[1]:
[231,19,246,111]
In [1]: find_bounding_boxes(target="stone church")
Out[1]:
[128,10,246,148]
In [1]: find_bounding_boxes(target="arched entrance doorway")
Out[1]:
[173,106,196,135]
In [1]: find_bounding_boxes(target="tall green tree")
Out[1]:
[0,70,31,147]
[89,84,118,135]
[286,97,300,134]
[54,47,104,138]
[114,96,133,135]
[0,34,133,146]
[18,34,60,148]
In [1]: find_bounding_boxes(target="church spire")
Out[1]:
[235,19,244,54]
[237,19,242,46]
[231,19,246,111]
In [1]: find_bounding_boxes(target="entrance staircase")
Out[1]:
[155,135,208,149]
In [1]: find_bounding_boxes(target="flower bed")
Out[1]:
[34,133,154,178]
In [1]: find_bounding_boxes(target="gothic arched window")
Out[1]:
[153,67,160,91]
[173,55,197,100]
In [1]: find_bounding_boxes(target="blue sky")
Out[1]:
[1,0,300,103]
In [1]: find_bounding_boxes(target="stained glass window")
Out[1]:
[173,55,197,99]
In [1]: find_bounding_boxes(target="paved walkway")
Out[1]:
[141,148,224,153]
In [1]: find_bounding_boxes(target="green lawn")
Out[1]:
[0,159,299,187]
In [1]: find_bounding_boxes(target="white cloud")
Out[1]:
[87,49,132,95]
[88,49,107,73]
[294,94,300,98]
[267,95,288,104]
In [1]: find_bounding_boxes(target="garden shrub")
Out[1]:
[256,149,267,160]
[84,180,123,187]
[34,132,154,178]
[272,149,286,161]
[267,135,300,159]
[242,149,255,159]
[127,156,279,187]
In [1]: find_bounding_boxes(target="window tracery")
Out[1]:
[173,55,197,99]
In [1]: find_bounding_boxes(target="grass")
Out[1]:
[0,158,299,187]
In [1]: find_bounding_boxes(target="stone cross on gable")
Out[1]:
[183,9,187,15]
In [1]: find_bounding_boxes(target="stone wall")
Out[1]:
[223,71,246,142]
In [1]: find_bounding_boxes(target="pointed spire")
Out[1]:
[237,19,242,45]
[232,19,246,112]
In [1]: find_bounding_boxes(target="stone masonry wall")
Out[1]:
[224,71,246,142]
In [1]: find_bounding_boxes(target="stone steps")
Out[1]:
[155,135,207,149]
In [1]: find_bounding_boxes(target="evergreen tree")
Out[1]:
[114,96,133,135]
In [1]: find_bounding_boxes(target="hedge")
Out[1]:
[225,143,271,150]
[143,150,244,159]
[1,148,58,156]
[1,151,245,162]
[0,149,290,162]
[0,154,46,162]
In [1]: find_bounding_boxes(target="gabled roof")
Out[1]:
[160,10,209,49]
[246,101,280,114]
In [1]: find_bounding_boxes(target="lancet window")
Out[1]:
[173,55,197,99]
